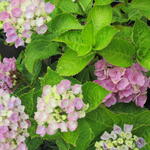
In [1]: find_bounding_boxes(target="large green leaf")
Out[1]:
[75,65,96,83]
[88,5,112,33]
[137,47,150,70]
[73,120,94,150]
[54,30,92,56]
[99,38,135,67]
[130,0,150,18]
[95,0,113,5]
[94,26,119,50]
[56,138,71,150]
[133,20,150,69]
[57,0,82,14]
[133,20,150,48]
[24,36,59,74]
[78,0,92,12]
[51,14,83,35]
[26,137,43,150]
[61,119,94,150]
[40,67,63,87]
[56,48,94,76]
[20,89,35,117]
[82,82,110,112]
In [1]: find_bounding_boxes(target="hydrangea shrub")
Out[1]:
[0,0,55,47]
[0,0,150,149]
[0,89,29,150]
[35,80,88,136]
[94,59,150,107]
[95,124,146,150]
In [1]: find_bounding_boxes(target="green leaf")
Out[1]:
[137,47,150,70]
[56,48,94,76]
[94,26,119,50]
[78,0,92,12]
[99,38,135,67]
[130,0,150,18]
[24,36,59,74]
[133,20,150,48]
[51,14,83,35]
[54,30,92,56]
[81,22,95,47]
[61,119,94,150]
[56,138,70,150]
[73,120,94,150]
[20,89,35,117]
[75,65,96,83]
[82,82,110,112]
[133,20,150,70]
[26,138,43,150]
[57,0,82,14]
[88,5,112,33]
[61,130,79,146]
[95,0,113,5]
[40,67,63,87]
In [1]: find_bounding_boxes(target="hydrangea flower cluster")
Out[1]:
[94,59,150,107]
[95,124,146,150]
[0,89,29,150]
[34,80,88,136]
[0,0,55,47]
[0,57,16,93]
[0,0,8,28]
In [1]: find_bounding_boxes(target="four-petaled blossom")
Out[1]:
[0,0,55,47]
[95,124,146,150]
[34,80,88,136]
[95,59,150,107]
[0,89,29,150]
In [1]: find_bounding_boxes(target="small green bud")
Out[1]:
[117,138,124,144]
[125,140,133,148]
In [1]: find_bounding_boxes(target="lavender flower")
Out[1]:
[95,59,150,107]
[0,89,29,150]
[0,57,16,93]
[34,80,88,137]
[0,0,55,47]
[95,124,146,150]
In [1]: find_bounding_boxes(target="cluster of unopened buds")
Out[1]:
[0,57,16,93]
[0,0,55,47]
[34,80,88,136]
[95,59,150,107]
[95,124,146,150]
[0,89,30,150]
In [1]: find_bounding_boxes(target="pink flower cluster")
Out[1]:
[95,59,150,107]
[34,80,88,136]
[0,89,29,150]
[0,57,16,93]
[0,0,55,48]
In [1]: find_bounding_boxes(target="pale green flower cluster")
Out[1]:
[95,124,146,150]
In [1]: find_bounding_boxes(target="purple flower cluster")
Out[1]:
[95,124,146,150]
[0,89,29,150]
[34,80,88,136]
[0,57,16,93]
[95,59,150,107]
[0,0,55,47]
